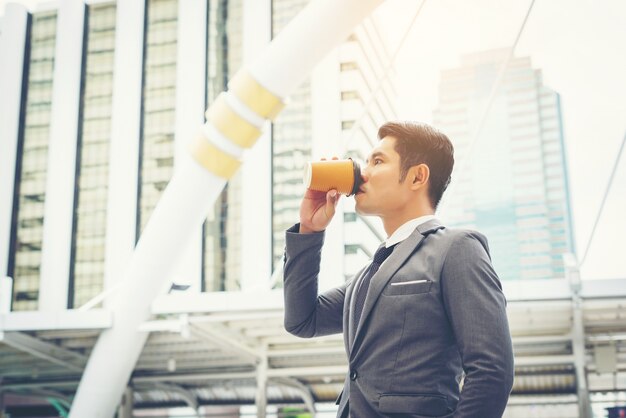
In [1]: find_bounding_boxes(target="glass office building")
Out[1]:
[434,49,575,280]
[138,0,179,235]
[9,10,57,311]
[71,3,116,308]
[0,0,245,311]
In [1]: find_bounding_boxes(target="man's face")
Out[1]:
[354,136,413,216]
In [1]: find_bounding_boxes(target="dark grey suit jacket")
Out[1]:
[283,219,514,418]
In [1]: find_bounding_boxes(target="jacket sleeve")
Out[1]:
[441,231,515,418]
[283,224,346,338]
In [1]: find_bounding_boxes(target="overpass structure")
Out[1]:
[1,276,625,416]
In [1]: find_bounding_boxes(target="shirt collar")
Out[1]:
[384,215,437,248]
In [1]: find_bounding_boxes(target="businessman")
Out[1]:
[283,121,514,417]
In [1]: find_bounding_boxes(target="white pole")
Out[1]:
[255,344,269,418]
[69,0,385,416]
[247,0,386,98]
[39,0,86,311]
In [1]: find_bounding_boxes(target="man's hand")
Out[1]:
[299,188,340,233]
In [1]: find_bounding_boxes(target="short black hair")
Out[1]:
[378,121,454,209]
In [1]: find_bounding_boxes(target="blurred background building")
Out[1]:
[0,0,625,417]
[434,49,575,281]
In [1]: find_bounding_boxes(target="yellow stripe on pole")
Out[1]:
[189,134,241,179]
[205,93,261,149]
[229,70,285,120]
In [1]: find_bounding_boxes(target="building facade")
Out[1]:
[0,0,255,312]
[434,49,575,280]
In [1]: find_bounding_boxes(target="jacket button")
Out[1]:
[350,370,357,381]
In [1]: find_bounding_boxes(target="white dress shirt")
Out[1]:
[384,214,437,248]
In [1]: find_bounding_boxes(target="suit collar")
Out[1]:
[417,218,444,235]
[349,219,445,359]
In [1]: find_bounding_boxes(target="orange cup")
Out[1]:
[303,158,363,196]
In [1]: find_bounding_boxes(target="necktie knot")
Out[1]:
[373,244,395,265]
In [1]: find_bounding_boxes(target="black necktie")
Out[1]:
[352,243,396,329]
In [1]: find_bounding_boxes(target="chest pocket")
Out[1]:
[383,277,433,296]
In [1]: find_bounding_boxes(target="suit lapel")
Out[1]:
[349,219,445,359]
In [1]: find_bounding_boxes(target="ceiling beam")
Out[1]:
[0,331,87,372]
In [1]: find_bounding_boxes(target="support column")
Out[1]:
[117,386,133,418]
[172,0,207,293]
[39,0,86,311]
[255,343,268,418]
[240,0,272,291]
[0,4,29,280]
[564,253,592,418]
[572,294,592,418]
[103,0,145,296]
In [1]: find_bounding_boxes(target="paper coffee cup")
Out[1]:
[303,158,362,196]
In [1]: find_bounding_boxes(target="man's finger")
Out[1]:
[326,189,339,209]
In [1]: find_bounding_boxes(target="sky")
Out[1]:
[374,0,626,280]
[1,0,624,280]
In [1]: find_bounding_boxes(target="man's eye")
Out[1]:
[374,159,382,165]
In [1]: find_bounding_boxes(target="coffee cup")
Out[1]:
[303,158,363,196]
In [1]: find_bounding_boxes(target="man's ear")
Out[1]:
[409,164,429,190]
